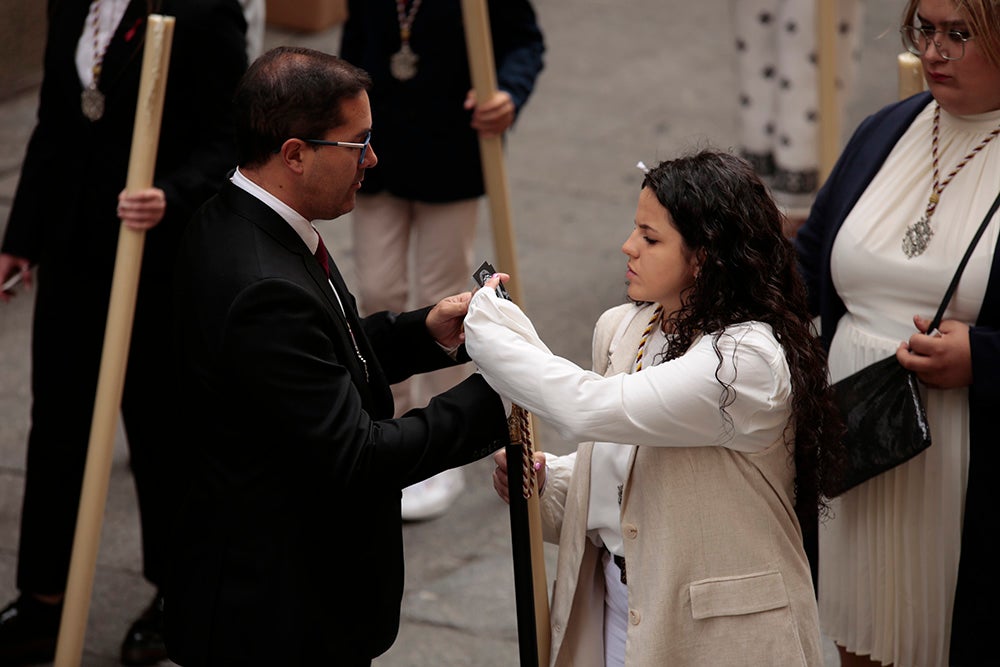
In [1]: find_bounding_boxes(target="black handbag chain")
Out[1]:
[927,189,1000,331]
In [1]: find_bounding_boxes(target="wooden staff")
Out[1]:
[817,0,840,184]
[459,1,550,665]
[54,15,174,667]
[898,52,925,100]
[460,0,522,301]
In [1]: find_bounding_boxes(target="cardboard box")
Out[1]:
[265,0,348,33]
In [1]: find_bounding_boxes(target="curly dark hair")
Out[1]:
[641,150,846,526]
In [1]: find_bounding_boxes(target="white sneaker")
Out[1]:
[400,468,466,521]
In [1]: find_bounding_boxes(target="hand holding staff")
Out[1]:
[54,15,174,667]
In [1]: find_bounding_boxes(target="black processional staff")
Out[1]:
[460,0,550,664]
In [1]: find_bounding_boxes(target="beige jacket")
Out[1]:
[539,303,823,667]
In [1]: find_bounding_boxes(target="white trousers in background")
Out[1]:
[351,192,479,414]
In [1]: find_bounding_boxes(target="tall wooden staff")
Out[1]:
[54,15,175,667]
[459,1,550,665]
[817,1,840,183]
[898,52,925,100]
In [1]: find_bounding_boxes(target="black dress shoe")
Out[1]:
[0,594,62,666]
[120,592,167,666]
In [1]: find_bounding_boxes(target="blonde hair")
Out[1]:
[902,0,1000,67]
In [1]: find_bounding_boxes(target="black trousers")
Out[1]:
[16,252,178,595]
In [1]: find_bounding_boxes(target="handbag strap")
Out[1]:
[928,189,1000,332]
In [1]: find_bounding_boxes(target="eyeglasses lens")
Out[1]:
[902,26,965,61]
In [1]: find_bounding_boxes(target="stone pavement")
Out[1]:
[0,1,905,665]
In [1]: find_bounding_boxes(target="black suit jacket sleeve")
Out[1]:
[221,277,506,490]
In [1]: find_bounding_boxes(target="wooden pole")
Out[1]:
[459,0,522,303]
[817,1,840,184]
[460,1,550,665]
[898,52,925,100]
[54,16,174,667]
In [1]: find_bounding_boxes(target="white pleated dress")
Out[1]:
[818,102,1000,667]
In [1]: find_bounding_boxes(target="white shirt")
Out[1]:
[76,0,131,88]
[464,290,793,555]
[589,323,666,556]
[230,168,344,314]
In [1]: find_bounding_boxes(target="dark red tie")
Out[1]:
[314,234,331,278]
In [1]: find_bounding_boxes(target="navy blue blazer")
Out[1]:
[796,91,1000,665]
[340,0,545,202]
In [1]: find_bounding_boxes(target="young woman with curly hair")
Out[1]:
[464,149,844,667]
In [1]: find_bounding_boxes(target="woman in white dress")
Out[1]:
[465,150,844,666]
[794,1,1000,665]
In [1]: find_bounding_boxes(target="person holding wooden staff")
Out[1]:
[468,150,845,667]
[0,2,247,665]
[339,0,544,522]
[163,46,511,667]
[795,1,1000,665]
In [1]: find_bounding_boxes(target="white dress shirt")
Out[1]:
[76,0,131,88]
[230,168,344,313]
[464,289,792,557]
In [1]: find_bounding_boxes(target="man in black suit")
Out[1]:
[0,2,247,665]
[163,46,511,666]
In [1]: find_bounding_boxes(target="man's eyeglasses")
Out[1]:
[275,131,372,164]
[900,25,975,62]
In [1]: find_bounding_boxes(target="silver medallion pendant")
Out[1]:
[81,86,105,122]
[390,44,419,81]
[902,216,934,258]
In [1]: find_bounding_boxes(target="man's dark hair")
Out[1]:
[233,46,372,168]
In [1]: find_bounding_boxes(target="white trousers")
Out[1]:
[602,550,629,667]
[351,192,479,414]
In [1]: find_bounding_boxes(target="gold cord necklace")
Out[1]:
[390,0,423,81]
[634,305,663,372]
[81,0,108,122]
[902,104,1000,258]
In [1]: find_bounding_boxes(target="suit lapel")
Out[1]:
[605,303,658,512]
[323,254,393,417]
[97,0,155,97]
[221,184,394,416]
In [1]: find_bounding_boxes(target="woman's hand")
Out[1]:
[481,271,511,295]
[493,447,546,504]
[896,315,972,389]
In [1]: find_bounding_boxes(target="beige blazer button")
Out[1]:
[622,523,638,539]
[629,609,641,625]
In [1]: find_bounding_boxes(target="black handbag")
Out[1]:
[828,190,1000,498]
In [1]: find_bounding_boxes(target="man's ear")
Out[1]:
[277,138,307,174]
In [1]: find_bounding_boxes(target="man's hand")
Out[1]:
[117,187,166,231]
[0,252,32,304]
[426,291,473,349]
[465,89,516,139]
[896,315,973,389]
